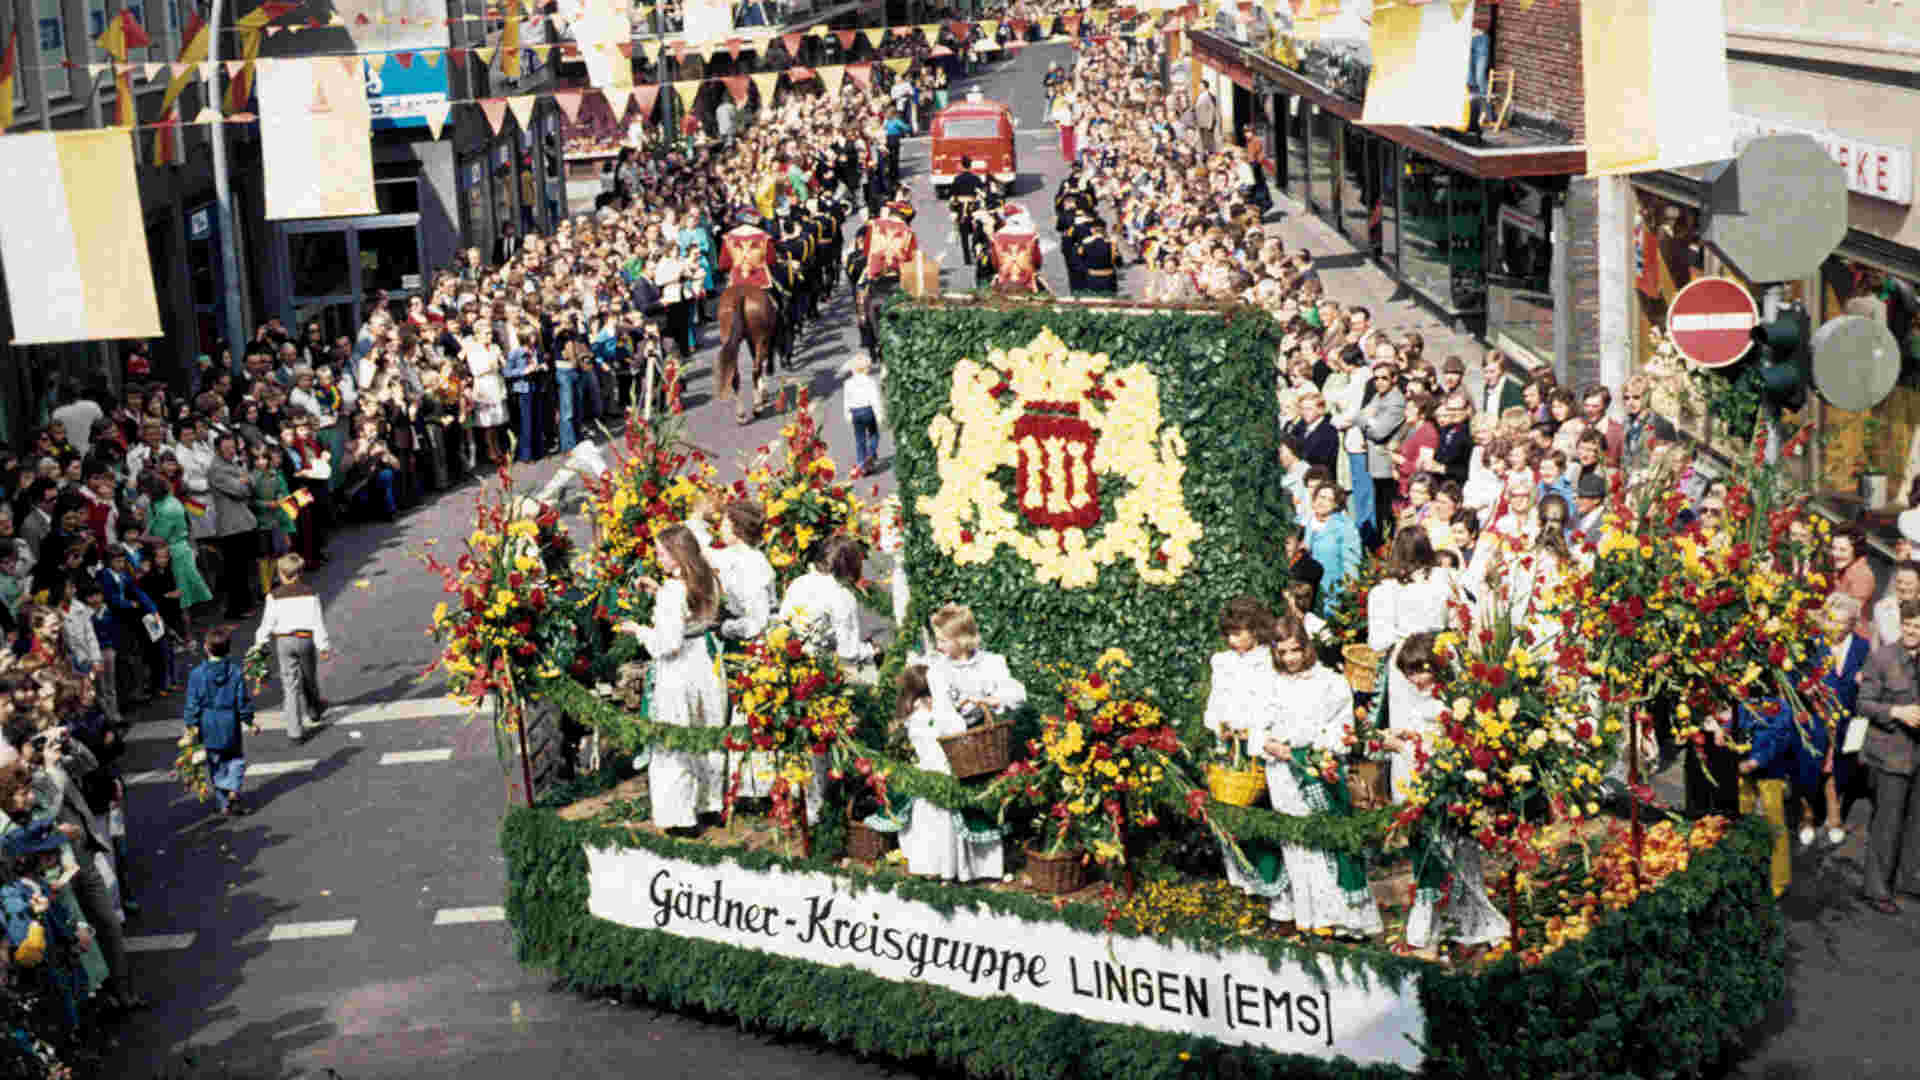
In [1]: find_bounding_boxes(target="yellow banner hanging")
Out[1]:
[750,70,779,104]
[862,27,886,49]
[672,78,701,112]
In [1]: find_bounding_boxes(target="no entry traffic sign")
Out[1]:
[1668,276,1759,369]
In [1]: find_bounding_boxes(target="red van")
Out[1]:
[930,98,1018,198]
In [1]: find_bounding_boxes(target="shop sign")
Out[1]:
[1732,113,1912,206]
[188,204,213,241]
[364,51,450,132]
[584,845,1426,1069]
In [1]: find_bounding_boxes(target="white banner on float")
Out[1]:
[584,845,1425,1068]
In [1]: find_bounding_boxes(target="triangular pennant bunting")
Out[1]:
[721,74,749,106]
[862,27,885,49]
[750,70,778,104]
[507,94,536,130]
[603,86,633,122]
[479,97,507,133]
[781,32,802,56]
[424,100,450,139]
[672,78,700,112]
[835,29,855,49]
[553,87,584,124]
[845,62,871,89]
[817,63,844,95]
[631,82,660,120]
[883,57,909,74]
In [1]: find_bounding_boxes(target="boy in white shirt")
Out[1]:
[841,352,887,477]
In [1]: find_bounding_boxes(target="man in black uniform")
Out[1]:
[1062,207,1095,293]
[1079,220,1120,295]
[947,156,988,266]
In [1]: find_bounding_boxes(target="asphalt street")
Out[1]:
[96,39,1914,1080]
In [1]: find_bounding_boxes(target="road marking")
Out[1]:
[125,933,197,952]
[125,758,316,786]
[128,696,468,741]
[379,748,454,765]
[434,905,506,925]
[263,920,357,942]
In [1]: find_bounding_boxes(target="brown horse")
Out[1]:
[714,281,779,424]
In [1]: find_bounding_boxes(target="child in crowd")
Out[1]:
[1536,450,1574,509]
[841,352,887,477]
[183,628,255,817]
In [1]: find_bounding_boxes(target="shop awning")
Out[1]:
[1189,29,1586,180]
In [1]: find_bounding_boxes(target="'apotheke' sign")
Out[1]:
[584,845,1425,1068]
[1732,113,1913,206]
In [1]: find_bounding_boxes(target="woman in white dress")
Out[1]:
[618,524,728,831]
[1241,619,1383,939]
[1385,632,1510,959]
[895,665,1004,882]
[463,327,509,467]
[776,535,874,669]
[710,501,778,798]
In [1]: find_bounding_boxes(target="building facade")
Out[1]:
[1607,0,1919,546]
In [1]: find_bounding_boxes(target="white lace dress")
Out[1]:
[1203,647,1276,744]
[1370,569,1457,787]
[629,580,727,828]
[713,544,779,797]
[1234,665,1382,935]
[898,701,1004,882]
[1397,688,1511,949]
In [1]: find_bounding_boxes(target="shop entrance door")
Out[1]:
[279,214,424,331]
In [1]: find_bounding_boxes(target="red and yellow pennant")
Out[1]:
[0,32,17,129]
[225,0,298,114]
[151,13,209,165]
[94,11,153,127]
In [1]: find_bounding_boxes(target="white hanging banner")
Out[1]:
[257,58,378,219]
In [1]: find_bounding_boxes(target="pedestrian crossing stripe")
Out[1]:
[259,919,357,942]
[433,906,505,925]
[126,933,197,952]
[378,748,454,765]
[124,758,317,786]
[126,696,468,742]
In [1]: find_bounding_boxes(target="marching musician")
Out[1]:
[851,201,921,353]
[948,156,988,266]
[989,207,1046,295]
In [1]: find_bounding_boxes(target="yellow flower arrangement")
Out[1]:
[916,328,1203,589]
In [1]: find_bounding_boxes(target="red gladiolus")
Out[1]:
[529,589,547,611]
[785,638,804,660]
[1185,789,1211,820]
[1472,747,1493,770]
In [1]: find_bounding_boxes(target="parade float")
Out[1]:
[435,300,1791,1078]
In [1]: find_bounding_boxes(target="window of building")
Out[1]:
[1399,152,1487,316]
[37,0,70,92]
[1487,180,1557,365]
[1814,255,1920,517]
[86,0,109,49]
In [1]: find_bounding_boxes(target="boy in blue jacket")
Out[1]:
[184,627,256,818]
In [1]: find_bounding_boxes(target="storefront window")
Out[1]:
[1308,105,1335,218]
[1339,124,1369,242]
[1288,97,1308,203]
[1487,181,1556,364]
[1817,256,1920,517]
[289,231,351,298]
[358,226,422,295]
[1399,153,1487,315]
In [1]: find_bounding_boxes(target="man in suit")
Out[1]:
[1481,349,1526,418]
[1079,221,1119,295]
[206,433,260,619]
[1857,597,1920,914]
[1359,360,1407,526]
[1192,86,1218,153]
[1570,470,1607,544]
[1581,383,1627,465]
[1289,393,1339,471]
[1620,374,1676,477]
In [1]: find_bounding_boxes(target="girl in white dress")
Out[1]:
[777,535,874,669]
[1202,596,1278,744]
[896,665,1005,881]
[922,604,1027,734]
[1371,529,1458,767]
[463,328,509,466]
[1245,619,1384,939]
[711,500,779,798]
[618,524,728,831]
[1385,632,1510,958]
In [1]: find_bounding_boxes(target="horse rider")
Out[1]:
[948,156,988,266]
[989,207,1047,295]
[850,201,921,354]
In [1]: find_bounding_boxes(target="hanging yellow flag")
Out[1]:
[0,32,18,131]
[862,27,886,49]
[1360,0,1474,127]
[151,13,209,166]
[257,57,377,219]
[750,70,779,105]
[1582,0,1734,175]
[0,130,164,344]
[672,78,701,112]
[501,0,523,78]
[919,23,939,43]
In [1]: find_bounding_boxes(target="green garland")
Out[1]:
[502,807,1784,1079]
[539,674,1395,856]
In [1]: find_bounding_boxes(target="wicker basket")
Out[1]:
[1346,760,1390,811]
[1343,644,1381,693]
[1206,764,1266,807]
[847,821,894,861]
[938,720,1013,779]
[1025,848,1086,895]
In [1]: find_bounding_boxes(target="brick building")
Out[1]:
[1188,0,1603,390]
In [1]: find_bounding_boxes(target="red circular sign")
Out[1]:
[1668,277,1759,369]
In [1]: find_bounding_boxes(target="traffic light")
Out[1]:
[1750,306,1810,413]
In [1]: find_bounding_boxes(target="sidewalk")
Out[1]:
[1260,191,1487,365]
